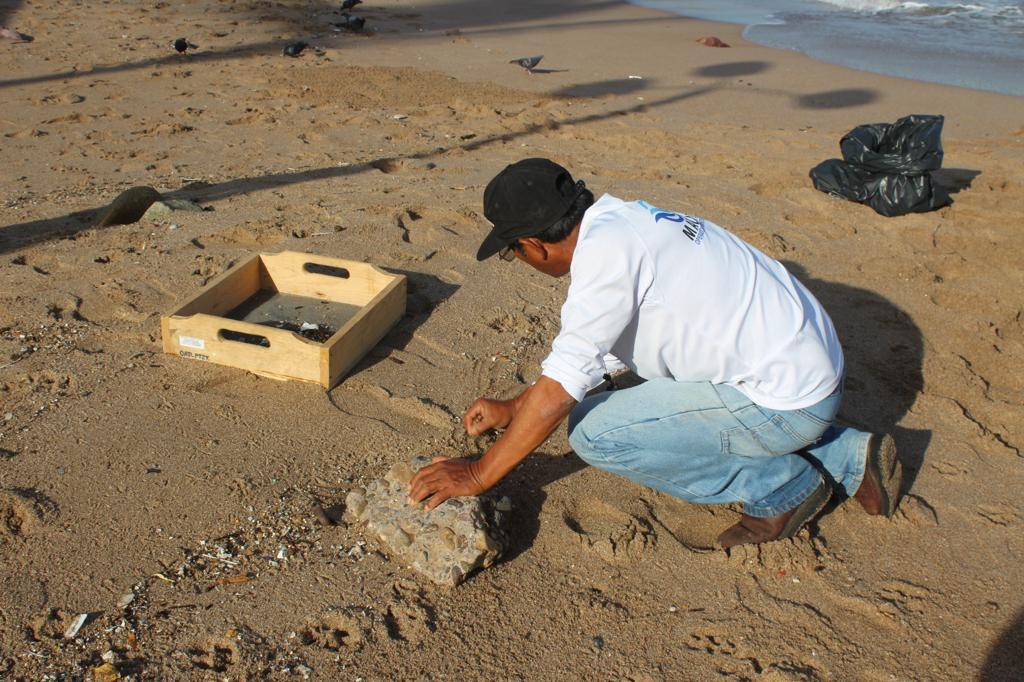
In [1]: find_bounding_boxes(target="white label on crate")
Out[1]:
[179,336,206,350]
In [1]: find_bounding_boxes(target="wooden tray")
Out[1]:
[161,251,406,387]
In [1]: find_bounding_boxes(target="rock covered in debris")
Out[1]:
[96,186,163,226]
[96,186,206,226]
[345,456,510,586]
[141,198,205,220]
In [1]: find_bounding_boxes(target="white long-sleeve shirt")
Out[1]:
[540,194,844,411]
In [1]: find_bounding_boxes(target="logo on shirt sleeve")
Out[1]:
[637,200,705,244]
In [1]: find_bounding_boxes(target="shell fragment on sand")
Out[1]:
[345,456,510,586]
[63,613,88,639]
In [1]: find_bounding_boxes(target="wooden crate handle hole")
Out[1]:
[303,263,350,279]
[219,329,271,347]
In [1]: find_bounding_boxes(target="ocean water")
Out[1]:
[629,0,1024,96]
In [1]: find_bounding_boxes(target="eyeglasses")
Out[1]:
[499,242,520,262]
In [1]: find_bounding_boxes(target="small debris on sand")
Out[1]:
[282,41,308,58]
[695,36,730,47]
[0,27,33,42]
[345,456,510,586]
[63,613,88,639]
[172,38,197,54]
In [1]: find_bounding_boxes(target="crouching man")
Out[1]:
[409,158,901,547]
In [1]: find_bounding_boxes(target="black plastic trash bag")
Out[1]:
[809,114,950,217]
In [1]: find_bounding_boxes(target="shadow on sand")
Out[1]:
[1,0,23,29]
[0,0,675,90]
[2,51,881,256]
[932,167,982,195]
[490,450,588,564]
[0,80,717,255]
[784,261,930,497]
[981,608,1024,681]
[795,88,879,109]
[325,268,461,384]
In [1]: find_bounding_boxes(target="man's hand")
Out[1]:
[462,398,515,436]
[408,377,575,513]
[407,456,488,511]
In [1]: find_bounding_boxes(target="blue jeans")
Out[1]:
[567,379,870,518]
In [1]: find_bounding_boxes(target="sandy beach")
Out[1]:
[1,0,1023,679]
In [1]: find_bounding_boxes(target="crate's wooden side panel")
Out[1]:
[168,255,261,318]
[163,313,322,383]
[322,274,407,387]
[258,256,275,292]
[160,315,173,355]
[262,252,397,306]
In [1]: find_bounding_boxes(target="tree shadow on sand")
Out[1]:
[795,88,879,109]
[552,77,648,98]
[0,81,717,255]
[691,61,771,78]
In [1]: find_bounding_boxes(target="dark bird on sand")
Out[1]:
[282,41,308,57]
[172,37,197,53]
[510,55,543,72]
[335,14,366,31]
[341,0,363,10]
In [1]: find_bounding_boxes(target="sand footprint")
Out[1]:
[393,207,469,248]
[189,626,270,673]
[190,637,238,673]
[636,494,738,554]
[562,498,657,563]
[687,628,739,656]
[976,502,1019,527]
[877,579,934,621]
[301,609,371,652]
[894,494,938,527]
[1,488,57,545]
[384,580,435,644]
[345,383,456,431]
[38,93,86,105]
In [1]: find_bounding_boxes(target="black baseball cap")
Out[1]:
[478,158,585,261]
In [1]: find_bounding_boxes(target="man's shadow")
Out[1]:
[783,261,930,495]
[489,449,587,562]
